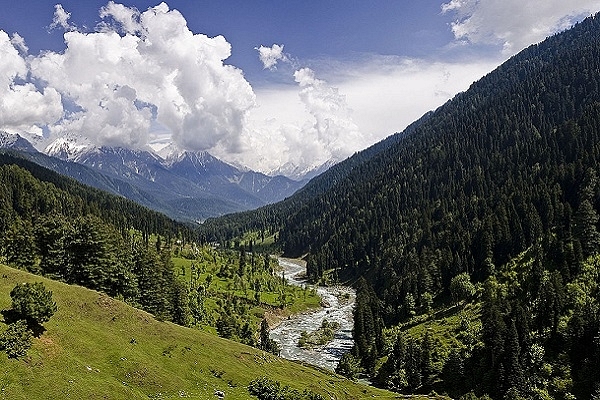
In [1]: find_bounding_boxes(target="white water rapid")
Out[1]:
[269,258,356,371]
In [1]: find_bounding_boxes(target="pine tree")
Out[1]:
[3,217,36,271]
[573,199,600,257]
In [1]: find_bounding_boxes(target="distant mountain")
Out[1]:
[1,134,307,222]
[0,131,38,153]
[271,158,340,181]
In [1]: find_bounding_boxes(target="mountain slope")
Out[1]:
[0,264,398,399]
[0,132,38,153]
[205,14,600,398]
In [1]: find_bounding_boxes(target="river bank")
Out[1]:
[269,258,356,371]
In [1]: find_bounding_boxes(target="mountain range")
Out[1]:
[0,132,308,222]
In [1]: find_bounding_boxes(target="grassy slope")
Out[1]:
[0,264,400,399]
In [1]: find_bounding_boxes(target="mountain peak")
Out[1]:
[44,137,91,161]
[0,131,39,153]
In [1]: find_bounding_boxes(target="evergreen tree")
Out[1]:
[10,282,57,325]
[3,217,36,271]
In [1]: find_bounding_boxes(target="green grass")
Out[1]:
[0,264,402,399]
[172,254,321,326]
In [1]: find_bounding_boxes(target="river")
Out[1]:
[269,258,356,371]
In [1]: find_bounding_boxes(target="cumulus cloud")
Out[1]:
[256,44,288,69]
[31,2,255,150]
[10,33,28,55]
[222,46,370,174]
[99,1,142,34]
[441,0,598,54]
[293,67,366,159]
[0,31,62,134]
[50,4,76,31]
[236,56,496,174]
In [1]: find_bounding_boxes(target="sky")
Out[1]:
[0,1,598,175]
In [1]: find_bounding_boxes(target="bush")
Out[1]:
[0,320,33,358]
[10,282,57,324]
[248,377,324,400]
[335,352,362,380]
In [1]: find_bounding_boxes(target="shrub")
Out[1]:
[10,282,57,324]
[248,377,324,400]
[0,320,33,358]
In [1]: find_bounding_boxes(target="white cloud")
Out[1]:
[10,33,28,55]
[441,0,598,54]
[31,3,255,150]
[256,44,288,69]
[50,4,76,32]
[0,31,62,134]
[218,47,370,174]
[99,1,142,34]
[293,67,366,158]
[234,56,496,174]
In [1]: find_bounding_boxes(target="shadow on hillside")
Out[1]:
[1,309,46,337]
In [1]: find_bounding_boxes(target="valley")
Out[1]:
[0,263,399,399]
[1,5,600,400]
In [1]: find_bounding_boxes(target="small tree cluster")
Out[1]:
[0,320,32,358]
[1,282,56,359]
[259,318,280,356]
[335,352,362,380]
[10,282,57,324]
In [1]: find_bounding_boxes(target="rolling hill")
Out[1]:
[0,264,402,399]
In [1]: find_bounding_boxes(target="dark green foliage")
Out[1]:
[352,278,383,372]
[258,318,280,356]
[205,13,600,399]
[10,282,57,325]
[0,156,196,325]
[247,377,325,400]
[2,217,36,271]
[335,352,362,380]
[0,320,32,358]
[450,273,475,304]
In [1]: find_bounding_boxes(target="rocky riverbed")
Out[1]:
[269,258,355,371]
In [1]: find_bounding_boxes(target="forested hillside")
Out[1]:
[0,151,198,323]
[206,14,600,399]
[0,151,322,353]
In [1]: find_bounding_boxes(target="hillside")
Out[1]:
[198,111,432,241]
[204,14,600,399]
[0,151,191,240]
[0,264,402,399]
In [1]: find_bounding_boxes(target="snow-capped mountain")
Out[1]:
[44,137,92,161]
[0,131,39,153]
[0,135,309,222]
[272,158,339,181]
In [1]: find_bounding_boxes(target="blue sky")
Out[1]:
[0,1,597,175]
[1,1,453,74]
